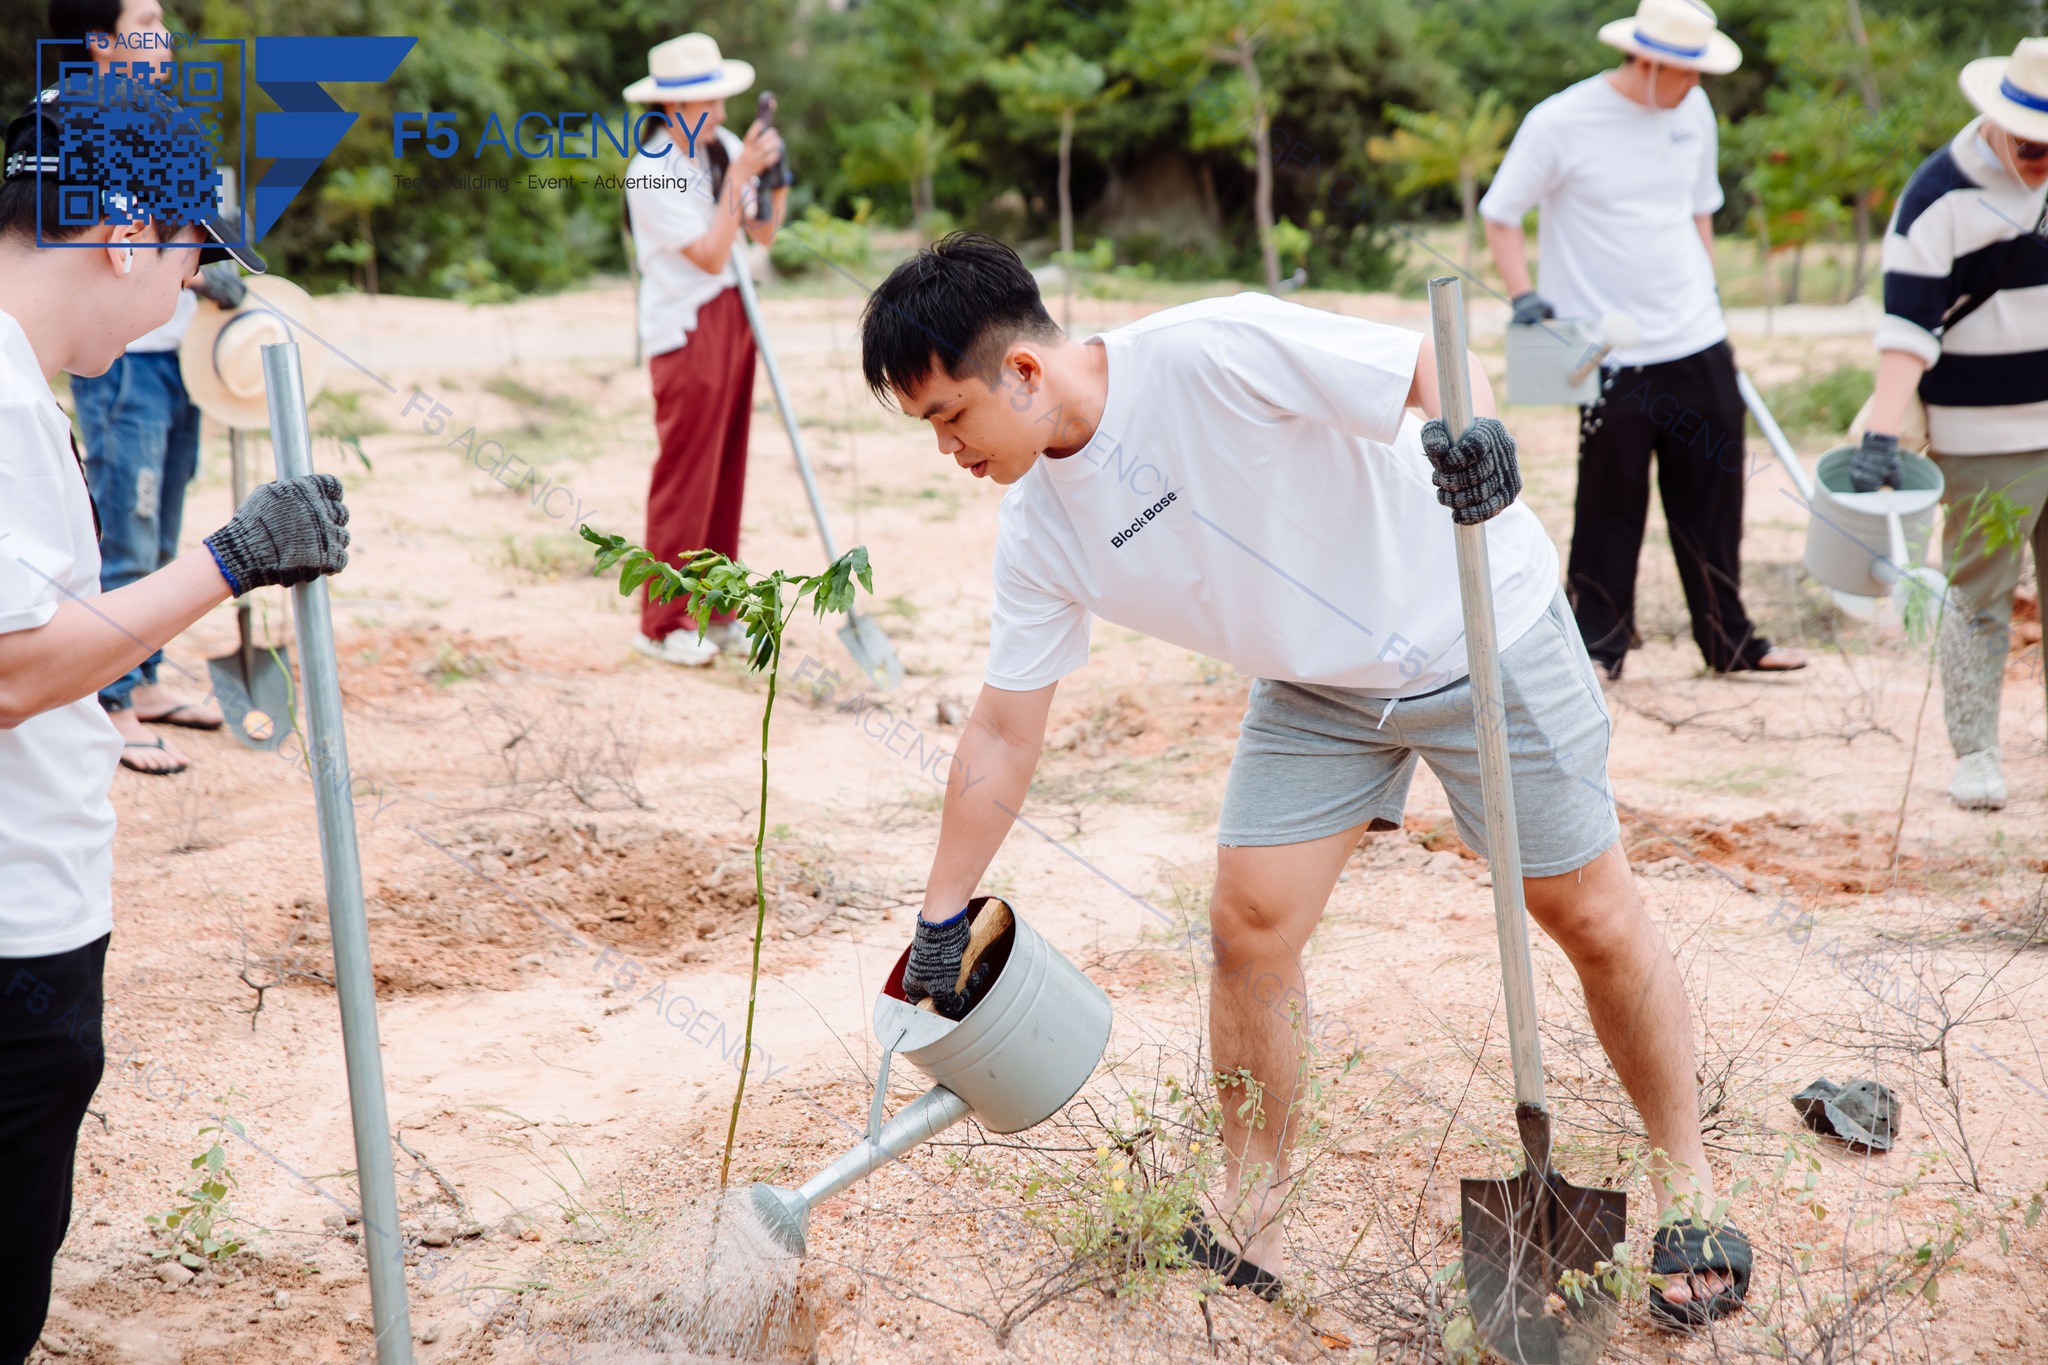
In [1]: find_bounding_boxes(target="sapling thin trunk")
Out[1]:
[583,527,873,1186]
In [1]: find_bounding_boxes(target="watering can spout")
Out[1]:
[749,1085,973,1257]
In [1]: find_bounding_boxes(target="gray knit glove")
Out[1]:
[1509,291,1555,326]
[190,261,247,309]
[204,474,351,595]
[1420,417,1523,525]
[1851,431,1902,493]
[903,909,972,1019]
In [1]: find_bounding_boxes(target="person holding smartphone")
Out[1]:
[620,33,787,667]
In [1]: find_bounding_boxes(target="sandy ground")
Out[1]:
[34,271,2048,1365]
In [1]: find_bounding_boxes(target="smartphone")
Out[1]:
[753,90,788,218]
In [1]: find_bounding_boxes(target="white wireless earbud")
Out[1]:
[121,247,134,275]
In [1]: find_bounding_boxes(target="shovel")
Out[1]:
[728,247,904,691]
[1427,278,1628,1365]
[207,429,297,751]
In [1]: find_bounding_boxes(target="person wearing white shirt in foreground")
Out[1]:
[859,233,1748,1328]
[620,33,786,667]
[1483,0,1807,682]
[0,88,350,1357]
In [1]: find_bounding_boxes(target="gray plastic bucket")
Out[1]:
[1505,318,1605,406]
[1802,445,1944,599]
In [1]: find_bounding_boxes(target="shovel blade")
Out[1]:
[207,647,297,752]
[838,612,903,692]
[1461,1167,1627,1365]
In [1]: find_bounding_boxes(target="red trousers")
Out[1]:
[642,287,756,639]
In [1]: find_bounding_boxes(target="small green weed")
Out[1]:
[148,1090,252,1268]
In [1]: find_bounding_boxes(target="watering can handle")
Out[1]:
[868,1016,917,1144]
[1736,370,1816,502]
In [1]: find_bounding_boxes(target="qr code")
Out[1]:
[56,67,224,228]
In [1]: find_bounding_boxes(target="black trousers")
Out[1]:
[1567,341,1772,674]
[0,935,108,1365]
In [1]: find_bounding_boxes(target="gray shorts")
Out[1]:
[1218,591,1620,877]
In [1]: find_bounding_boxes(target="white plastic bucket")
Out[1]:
[1505,319,1605,406]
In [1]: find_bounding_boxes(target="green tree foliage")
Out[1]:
[1367,89,1514,272]
[1726,1,1969,301]
[986,46,1109,327]
[837,92,977,236]
[1,0,2001,301]
[1125,0,1338,293]
[318,164,395,294]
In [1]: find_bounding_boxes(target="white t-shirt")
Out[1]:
[985,295,1561,698]
[1479,75,1727,367]
[0,309,122,957]
[127,288,197,355]
[626,124,759,358]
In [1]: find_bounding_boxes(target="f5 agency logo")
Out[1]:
[32,34,414,248]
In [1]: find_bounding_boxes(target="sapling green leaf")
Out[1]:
[581,525,877,1187]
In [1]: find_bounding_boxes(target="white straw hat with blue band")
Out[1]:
[1597,0,1742,76]
[623,33,756,105]
[1962,38,2048,145]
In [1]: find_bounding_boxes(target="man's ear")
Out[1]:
[1005,342,1047,392]
[102,218,154,276]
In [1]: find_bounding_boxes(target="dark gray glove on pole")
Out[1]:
[204,474,351,595]
[1420,417,1523,525]
[1850,431,1903,493]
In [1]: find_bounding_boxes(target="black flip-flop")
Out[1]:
[1648,1220,1751,1328]
[120,737,188,776]
[1177,1211,1285,1302]
[140,701,223,731]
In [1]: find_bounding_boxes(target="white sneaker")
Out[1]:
[1950,749,2008,810]
[632,631,720,668]
[704,619,756,656]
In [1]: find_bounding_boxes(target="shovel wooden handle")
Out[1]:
[1426,278,1548,1119]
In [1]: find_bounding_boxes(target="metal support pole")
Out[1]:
[1425,278,1547,1118]
[729,250,903,689]
[262,342,416,1365]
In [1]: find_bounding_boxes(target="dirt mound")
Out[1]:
[1618,806,2045,900]
[311,820,877,995]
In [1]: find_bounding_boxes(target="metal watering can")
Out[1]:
[1738,373,1949,622]
[750,898,1112,1256]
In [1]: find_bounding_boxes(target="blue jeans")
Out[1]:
[70,352,202,712]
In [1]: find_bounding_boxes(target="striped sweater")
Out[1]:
[1876,117,2048,456]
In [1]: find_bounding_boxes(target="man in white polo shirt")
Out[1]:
[861,233,1748,1326]
[0,86,350,1355]
[1483,0,1806,681]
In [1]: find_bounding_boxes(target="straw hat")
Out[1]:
[622,33,755,106]
[179,276,330,429]
[1598,0,1742,76]
[1962,37,2048,145]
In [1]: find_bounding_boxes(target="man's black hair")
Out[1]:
[44,0,124,76]
[860,231,1061,404]
[47,0,124,41]
[3,81,200,246]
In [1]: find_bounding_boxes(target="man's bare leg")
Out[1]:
[1208,825,1362,1273]
[1522,839,1729,1306]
